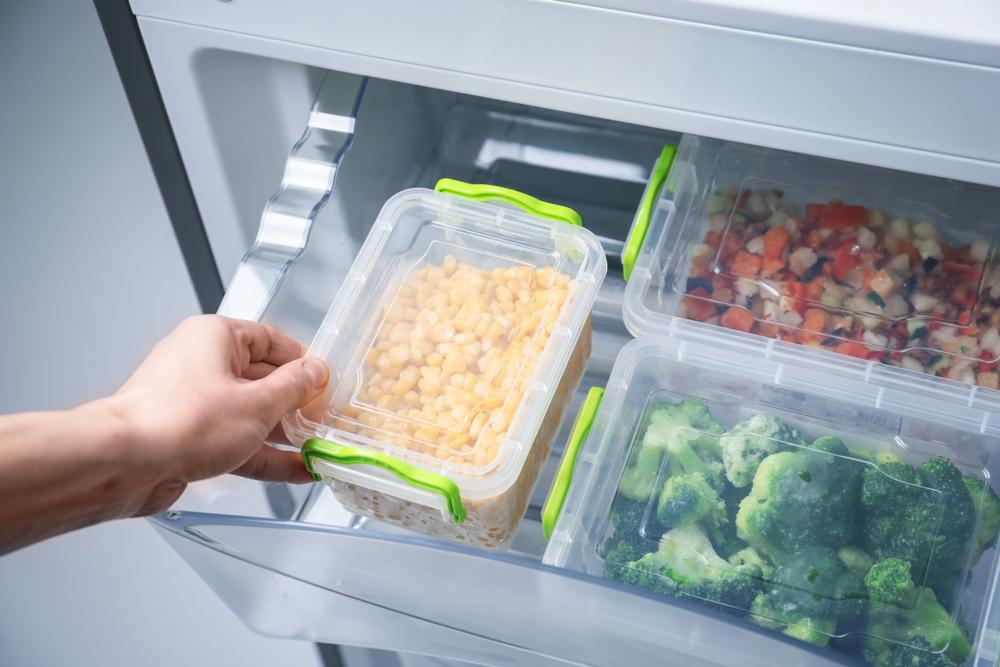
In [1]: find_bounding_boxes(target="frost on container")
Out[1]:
[286,187,605,550]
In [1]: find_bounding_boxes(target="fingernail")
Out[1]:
[303,358,329,387]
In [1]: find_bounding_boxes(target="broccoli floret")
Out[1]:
[617,399,725,503]
[657,471,726,532]
[736,436,862,560]
[749,546,866,647]
[865,558,918,608]
[863,636,961,667]
[864,587,971,667]
[839,545,875,577]
[728,546,774,581]
[601,497,656,581]
[964,477,1000,566]
[618,445,664,502]
[643,399,725,488]
[719,414,805,487]
[621,524,764,612]
[861,458,976,608]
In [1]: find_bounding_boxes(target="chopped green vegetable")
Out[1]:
[906,318,929,339]
[868,291,886,309]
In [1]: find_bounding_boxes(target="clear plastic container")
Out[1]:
[623,137,1000,391]
[544,334,1000,667]
[284,180,606,549]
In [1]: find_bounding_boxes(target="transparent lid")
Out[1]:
[546,336,999,666]
[625,137,1000,391]
[286,187,605,502]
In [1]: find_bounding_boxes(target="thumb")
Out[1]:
[248,356,329,424]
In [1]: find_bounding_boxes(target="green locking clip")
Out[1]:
[303,438,467,524]
[434,178,582,227]
[541,387,605,539]
[622,144,677,281]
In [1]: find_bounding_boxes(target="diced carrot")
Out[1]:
[762,256,785,277]
[721,306,755,332]
[763,227,791,259]
[683,288,718,322]
[804,230,823,249]
[705,230,722,248]
[803,308,828,332]
[834,341,869,359]
[805,277,826,301]
[729,251,763,277]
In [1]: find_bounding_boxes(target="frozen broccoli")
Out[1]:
[719,414,805,487]
[736,436,862,560]
[864,586,970,667]
[657,471,726,531]
[616,398,725,503]
[838,545,875,577]
[601,497,656,581]
[749,546,866,647]
[728,546,774,581]
[964,476,1000,566]
[865,558,917,608]
[619,524,764,612]
[618,445,664,502]
[861,458,976,608]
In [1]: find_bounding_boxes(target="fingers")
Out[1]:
[233,446,314,484]
[245,356,330,425]
[227,318,305,366]
[246,361,278,381]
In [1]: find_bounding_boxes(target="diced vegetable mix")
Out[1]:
[683,186,1000,389]
[600,398,1000,667]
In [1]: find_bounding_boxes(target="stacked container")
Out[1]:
[544,137,1000,667]
[285,179,606,550]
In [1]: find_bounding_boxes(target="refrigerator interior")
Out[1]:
[151,54,1000,667]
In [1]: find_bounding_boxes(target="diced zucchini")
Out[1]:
[907,318,929,339]
[867,291,886,309]
[928,355,948,371]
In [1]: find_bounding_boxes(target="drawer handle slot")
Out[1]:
[302,438,467,524]
[541,386,605,539]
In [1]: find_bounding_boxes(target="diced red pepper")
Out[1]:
[805,203,826,224]
[721,306,755,332]
[833,247,859,281]
[705,230,722,248]
[978,351,995,375]
[763,227,791,259]
[819,202,868,230]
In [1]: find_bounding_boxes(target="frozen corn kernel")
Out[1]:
[336,257,574,469]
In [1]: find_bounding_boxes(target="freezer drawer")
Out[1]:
[150,64,1000,666]
[151,70,851,666]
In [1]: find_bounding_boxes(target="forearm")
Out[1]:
[0,399,161,554]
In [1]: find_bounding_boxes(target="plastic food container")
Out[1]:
[543,334,1000,667]
[623,138,1000,391]
[284,179,606,550]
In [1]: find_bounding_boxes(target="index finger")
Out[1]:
[227,318,305,366]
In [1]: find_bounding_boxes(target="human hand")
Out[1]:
[106,315,329,515]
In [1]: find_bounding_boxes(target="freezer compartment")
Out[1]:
[624,136,1000,392]
[545,335,1000,667]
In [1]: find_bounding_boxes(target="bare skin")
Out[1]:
[0,315,329,555]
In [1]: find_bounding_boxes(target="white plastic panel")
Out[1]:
[134,2,1000,189]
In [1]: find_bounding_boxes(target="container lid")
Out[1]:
[625,137,1000,392]
[286,181,605,518]
[545,336,998,665]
